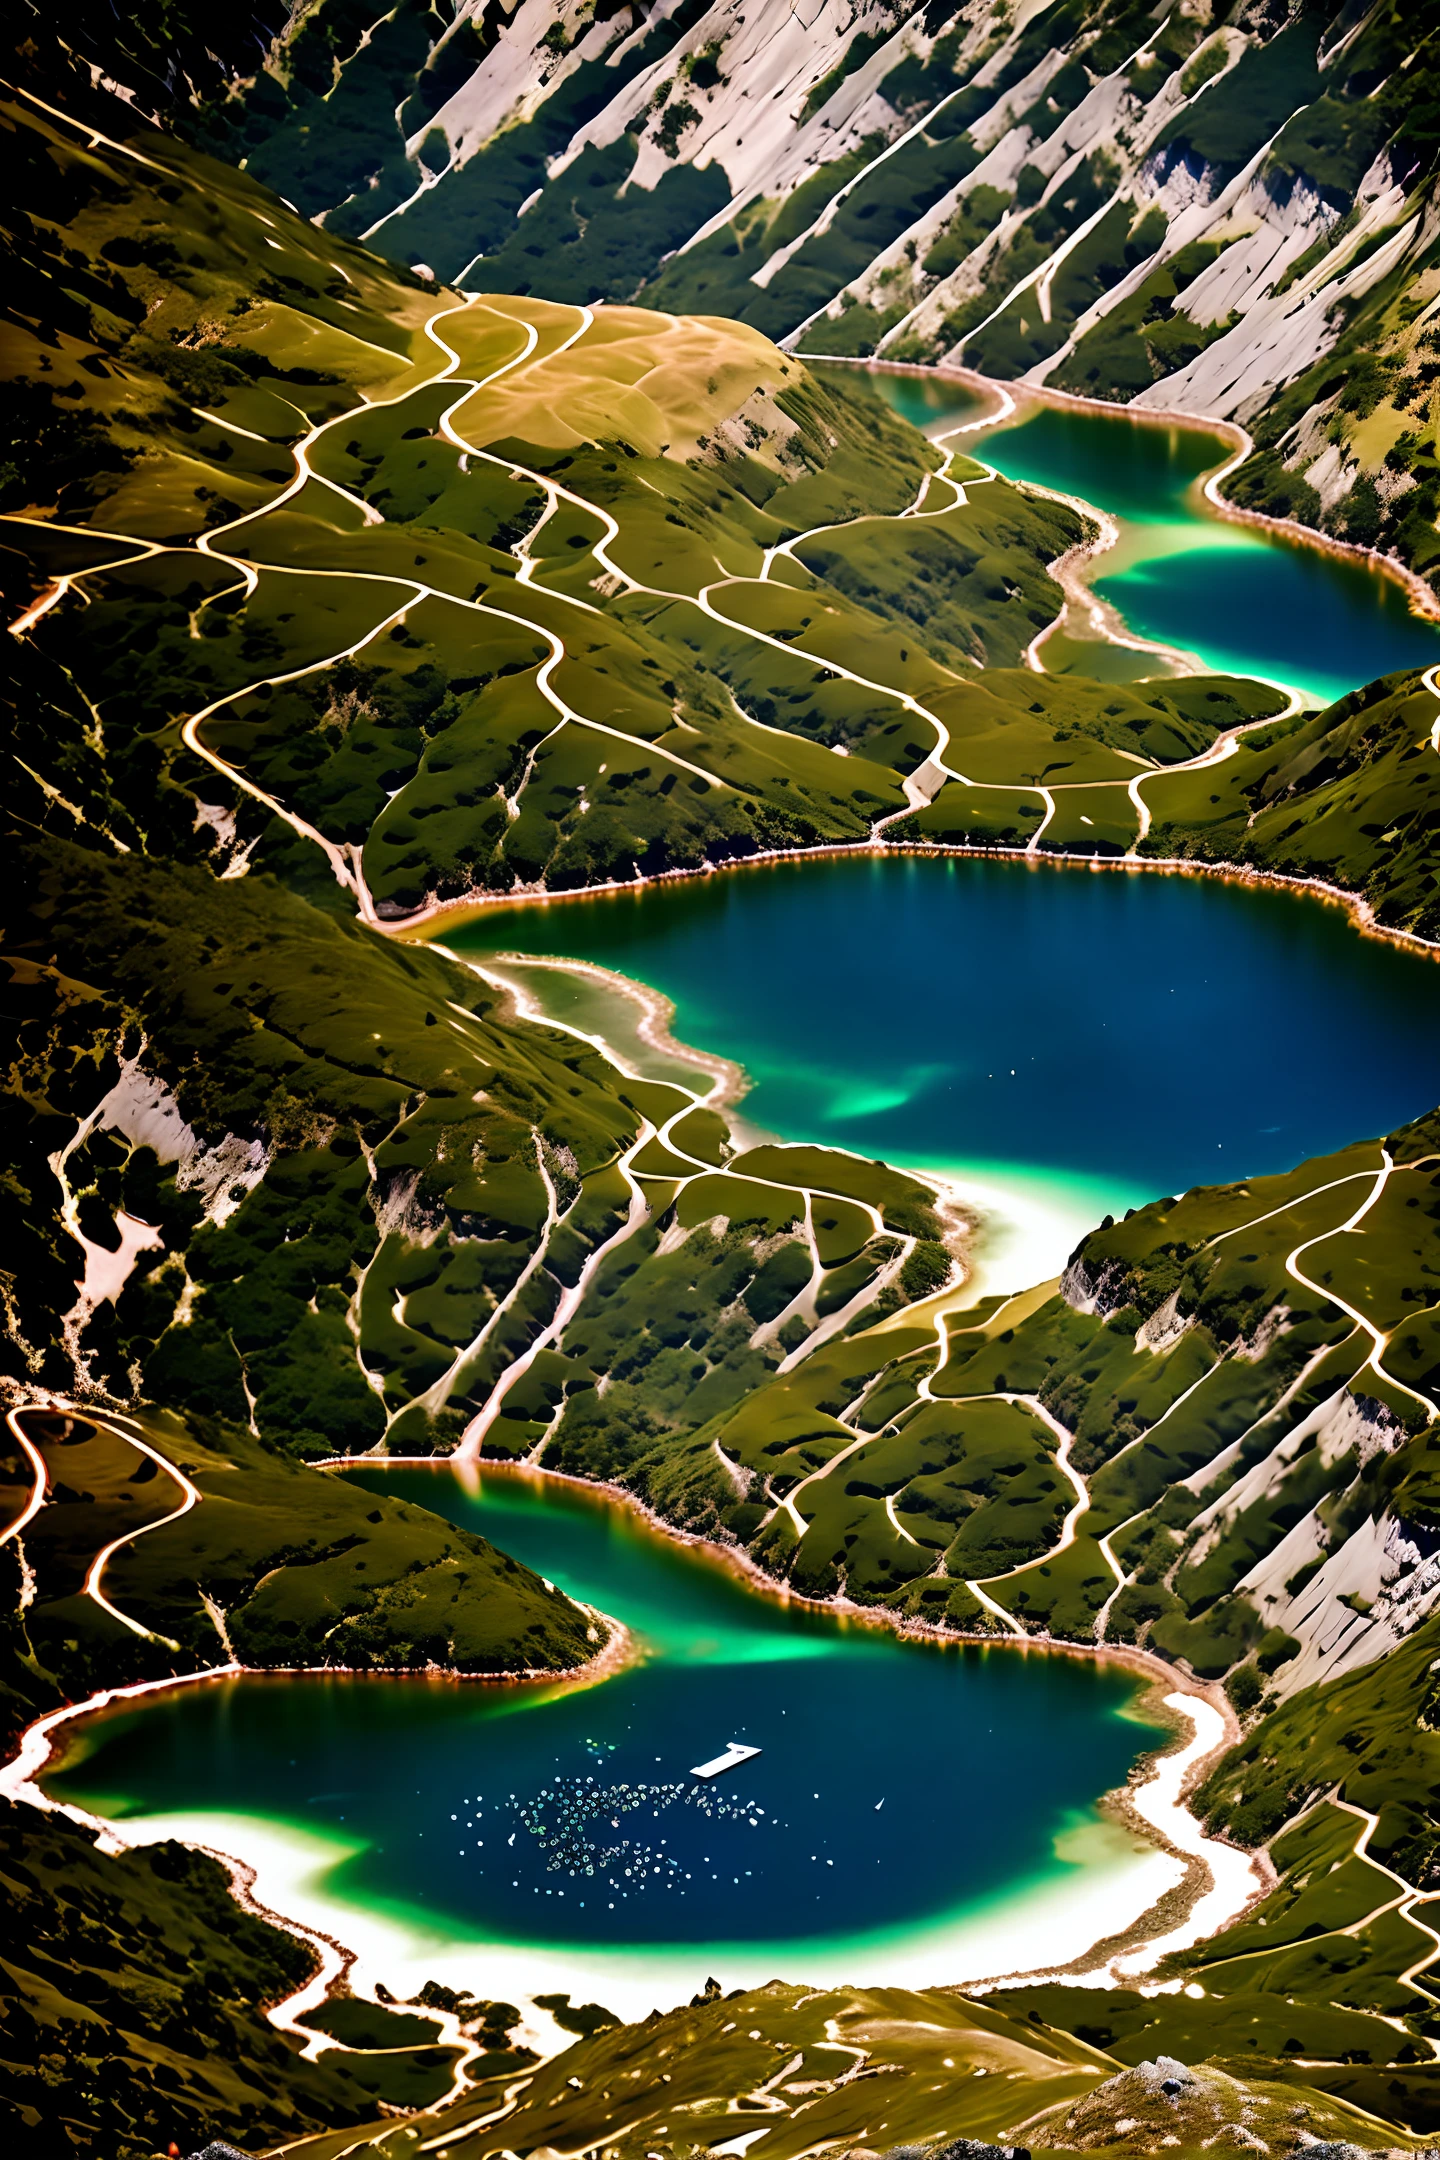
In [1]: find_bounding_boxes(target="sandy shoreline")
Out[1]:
[4,1444,1260,2035]
[473,947,751,1113]
[0,1607,637,1828]
[453,945,1122,1292]
[313,1454,1261,1991]
[399,832,1440,967]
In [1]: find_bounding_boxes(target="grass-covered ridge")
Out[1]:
[0,76,1089,908]
[506,1103,1440,1685]
[5,76,1435,948]
[6,35,1440,2160]
[0,1401,602,1744]
[3,811,981,1488]
[291,1961,1440,2160]
[55,0,1437,599]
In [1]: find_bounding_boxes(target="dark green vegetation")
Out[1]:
[5,21,1440,2160]
[303,1971,1427,2160]
[4,823,638,1458]
[74,0,1440,597]
[432,1101,1440,2151]
[3,61,1435,952]
[533,1101,1440,1678]
[1141,673,1440,944]
[0,1403,600,1750]
[0,67,1092,910]
[0,1795,391,2159]
[0,1766,541,2156]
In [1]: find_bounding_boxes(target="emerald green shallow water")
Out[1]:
[849,369,1439,705]
[45,1467,1172,2002]
[455,855,1440,1269]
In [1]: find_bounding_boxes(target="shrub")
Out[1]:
[900,1239,951,1300]
[1225,1662,1264,1712]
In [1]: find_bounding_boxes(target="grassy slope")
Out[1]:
[135,0,1440,596]
[489,1107,1440,2140]
[5,79,1432,945]
[4,44,1440,2160]
[0,81,1098,907]
[529,1103,1440,1679]
[1140,672,1440,946]
[0,1401,599,1745]
[4,816,637,1452]
[1,1795,390,2159]
[278,1968,1435,2160]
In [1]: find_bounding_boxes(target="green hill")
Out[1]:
[29,0,1437,595]
[4,27,1440,2160]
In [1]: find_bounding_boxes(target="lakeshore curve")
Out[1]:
[800,353,1440,629]
[394,833,1440,968]
[300,1451,1263,1995]
[0,1449,636,2079]
[0,1422,1256,2068]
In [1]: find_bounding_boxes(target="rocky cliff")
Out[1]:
[62,0,1437,593]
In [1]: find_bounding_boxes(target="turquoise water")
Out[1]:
[850,370,1439,705]
[44,1466,1164,1974]
[41,383,1440,2005]
[453,855,1440,1223]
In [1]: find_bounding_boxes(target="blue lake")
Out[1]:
[44,1467,1170,2002]
[452,854,1440,1240]
[848,370,1440,705]
[37,379,1440,2019]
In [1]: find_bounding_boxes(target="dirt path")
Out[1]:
[1285,1149,1440,1424]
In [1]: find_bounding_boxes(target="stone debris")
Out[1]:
[1064,2059,1256,2150]
[1054,2055,1428,2157]
[932,2142,1032,2160]
[871,2143,1030,2160]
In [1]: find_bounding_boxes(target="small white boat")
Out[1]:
[691,1742,762,1780]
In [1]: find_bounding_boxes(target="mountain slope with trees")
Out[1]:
[3,20,1440,2160]
[53,0,1439,597]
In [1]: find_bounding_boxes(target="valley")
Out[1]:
[4,9,1440,2159]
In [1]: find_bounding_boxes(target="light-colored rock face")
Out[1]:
[1190,1388,1404,1560]
[1136,1288,1193,1355]
[98,1064,194,1166]
[98,1061,270,1226]
[1172,1379,1436,1703]
[412,0,921,216]
[1252,1505,1440,1701]
[1130,197,1421,424]
[217,0,1436,584]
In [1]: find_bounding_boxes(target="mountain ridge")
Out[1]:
[5,20,1440,2159]
[59,0,1437,600]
